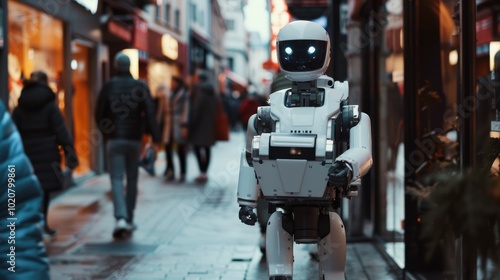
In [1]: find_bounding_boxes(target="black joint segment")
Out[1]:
[318,213,331,239]
[268,203,277,214]
[245,151,253,167]
[282,213,294,236]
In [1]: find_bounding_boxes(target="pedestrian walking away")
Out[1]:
[12,70,79,241]
[188,70,218,184]
[95,51,161,239]
[157,77,190,183]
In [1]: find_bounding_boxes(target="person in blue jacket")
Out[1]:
[0,100,50,279]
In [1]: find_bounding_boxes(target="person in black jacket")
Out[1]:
[12,70,79,240]
[0,100,50,280]
[188,70,217,184]
[95,52,160,238]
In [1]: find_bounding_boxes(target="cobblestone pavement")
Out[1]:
[45,132,402,280]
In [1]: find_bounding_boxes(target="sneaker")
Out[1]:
[113,218,131,239]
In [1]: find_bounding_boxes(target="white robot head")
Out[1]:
[277,20,331,82]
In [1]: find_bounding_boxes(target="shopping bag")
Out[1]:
[139,143,155,176]
[214,99,230,141]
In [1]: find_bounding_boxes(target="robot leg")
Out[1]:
[266,211,293,280]
[317,212,346,280]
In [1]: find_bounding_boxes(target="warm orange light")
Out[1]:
[449,50,458,66]
[161,34,179,60]
[122,49,139,79]
[490,42,500,71]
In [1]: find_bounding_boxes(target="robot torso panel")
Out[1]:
[251,79,349,203]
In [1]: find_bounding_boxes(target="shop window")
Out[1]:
[380,2,405,268]
[7,0,63,113]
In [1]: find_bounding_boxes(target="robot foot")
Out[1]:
[269,276,292,280]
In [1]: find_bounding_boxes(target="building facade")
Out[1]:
[142,0,189,96]
[219,0,249,94]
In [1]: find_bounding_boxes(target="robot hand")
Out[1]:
[328,161,353,187]
[239,206,257,226]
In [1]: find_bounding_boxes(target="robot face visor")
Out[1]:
[278,40,327,72]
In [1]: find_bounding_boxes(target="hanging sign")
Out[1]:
[161,34,179,60]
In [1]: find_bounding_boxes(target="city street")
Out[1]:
[45,131,401,280]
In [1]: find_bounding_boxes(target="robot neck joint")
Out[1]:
[291,81,318,94]
[286,81,324,108]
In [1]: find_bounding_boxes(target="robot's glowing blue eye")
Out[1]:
[308,46,316,54]
[285,47,293,55]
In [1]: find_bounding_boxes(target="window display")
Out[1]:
[7,0,63,112]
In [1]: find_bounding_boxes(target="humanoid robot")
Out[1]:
[237,20,373,280]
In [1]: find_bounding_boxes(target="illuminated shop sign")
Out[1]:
[162,34,179,60]
[74,0,99,14]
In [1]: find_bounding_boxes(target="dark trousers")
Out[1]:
[193,146,211,173]
[164,138,187,176]
[107,139,142,222]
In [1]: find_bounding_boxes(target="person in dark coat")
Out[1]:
[12,70,79,240]
[95,52,160,238]
[188,70,217,184]
[0,100,50,280]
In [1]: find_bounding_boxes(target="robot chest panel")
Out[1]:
[254,159,330,198]
[270,92,342,133]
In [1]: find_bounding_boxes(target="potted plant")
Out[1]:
[408,137,500,279]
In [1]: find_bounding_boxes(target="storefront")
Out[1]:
[1,0,106,182]
[361,0,494,278]
[6,0,64,113]
[147,29,187,96]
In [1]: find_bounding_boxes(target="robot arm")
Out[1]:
[237,114,260,225]
[334,112,373,181]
